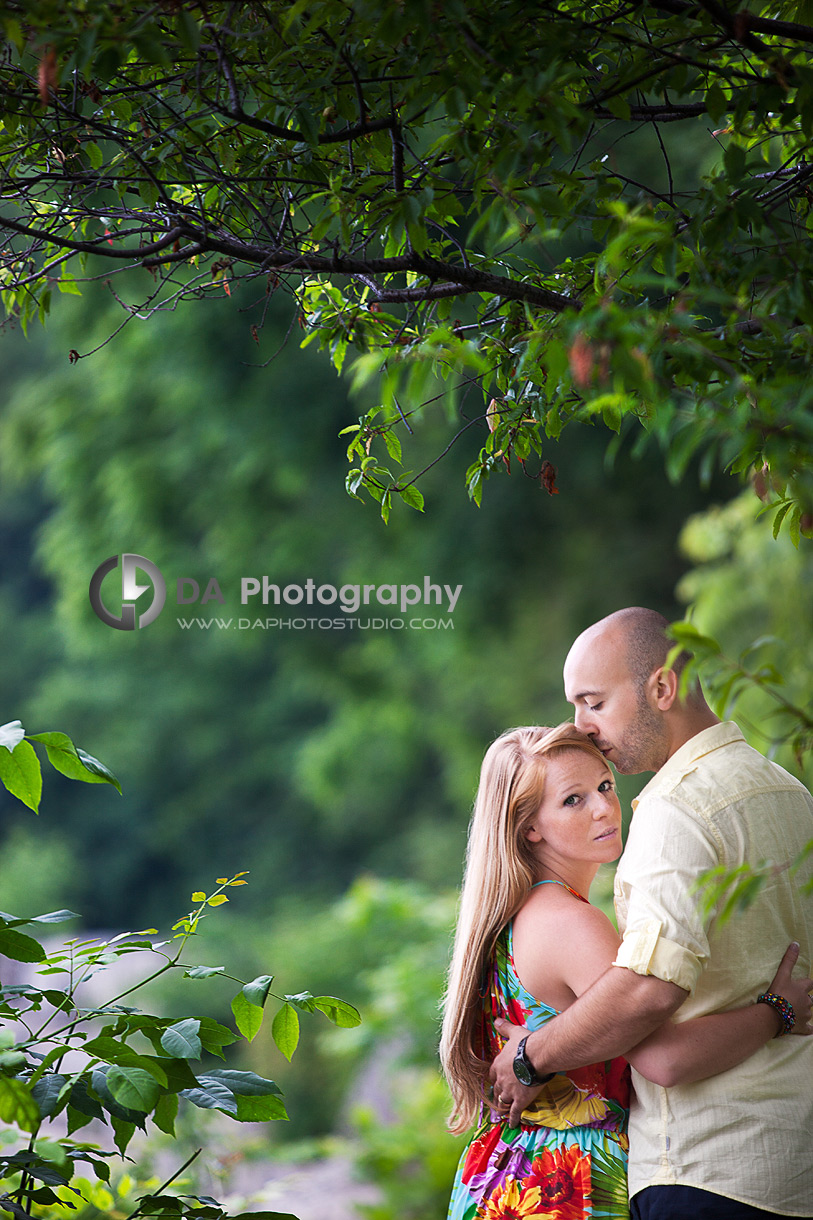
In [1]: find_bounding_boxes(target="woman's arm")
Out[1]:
[628,942,813,1088]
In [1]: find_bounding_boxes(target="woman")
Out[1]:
[440,724,810,1220]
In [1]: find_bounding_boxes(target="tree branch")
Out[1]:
[146,232,582,311]
[593,102,708,122]
[650,0,813,44]
[0,215,187,260]
[206,97,399,146]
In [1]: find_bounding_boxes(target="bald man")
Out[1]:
[490,608,813,1219]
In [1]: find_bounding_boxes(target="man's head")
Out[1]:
[563,607,714,774]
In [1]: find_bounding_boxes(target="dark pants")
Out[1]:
[631,1186,813,1220]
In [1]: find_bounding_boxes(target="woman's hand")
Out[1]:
[767,942,813,1035]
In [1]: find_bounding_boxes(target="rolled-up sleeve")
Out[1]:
[613,793,721,994]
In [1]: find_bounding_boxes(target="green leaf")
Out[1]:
[724,141,747,184]
[68,1080,104,1122]
[75,748,122,793]
[27,732,122,793]
[160,1019,202,1060]
[85,142,104,170]
[228,1213,300,1220]
[14,909,79,927]
[772,501,793,540]
[705,82,727,123]
[196,1017,239,1058]
[231,990,264,1041]
[242,975,274,1007]
[0,1077,40,1133]
[312,996,362,1028]
[176,10,201,51]
[66,1103,93,1135]
[85,1155,111,1183]
[383,430,402,464]
[0,739,42,811]
[203,1069,282,1097]
[84,1036,168,1086]
[234,1093,288,1122]
[271,1003,300,1061]
[156,1056,199,1093]
[0,721,25,752]
[180,1075,238,1116]
[105,1066,162,1113]
[0,927,46,963]
[398,484,424,512]
[3,1149,68,1185]
[152,1091,178,1136]
[110,1116,137,1155]
[284,991,316,1012]
[31,1074,69,1120]
[294,105,319,146]
[605,94,631,120]
[183,965,225,979]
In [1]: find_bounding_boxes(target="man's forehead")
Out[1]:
[564,631,631,693]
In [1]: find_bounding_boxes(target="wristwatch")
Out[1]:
[512,1035,555,1087]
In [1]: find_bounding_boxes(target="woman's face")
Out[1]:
[524,749,623,869]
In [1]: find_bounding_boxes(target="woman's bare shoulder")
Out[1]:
[512,885,621,1004]
[514,883,615,940]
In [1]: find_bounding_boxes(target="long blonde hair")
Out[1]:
[439,722,609,1133]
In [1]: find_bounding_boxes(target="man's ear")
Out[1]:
[651,665,679,710]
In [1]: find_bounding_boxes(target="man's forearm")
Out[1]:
[525,965,688,1074]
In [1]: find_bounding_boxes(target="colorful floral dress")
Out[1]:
[447,888,630,1219]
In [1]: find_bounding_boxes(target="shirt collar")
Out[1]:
[631,721,745,810]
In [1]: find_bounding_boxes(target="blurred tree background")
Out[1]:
[1,2,812,1215]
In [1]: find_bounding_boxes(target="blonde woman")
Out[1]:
[440,724,810,1220]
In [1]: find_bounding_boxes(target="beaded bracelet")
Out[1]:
[756,991,795,1036]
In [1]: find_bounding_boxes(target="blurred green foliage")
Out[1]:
[0,286,727,929]
[676,492,813,783]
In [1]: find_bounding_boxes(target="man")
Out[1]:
[490,607,813,1219]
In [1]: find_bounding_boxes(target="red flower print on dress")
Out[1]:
[463,1124,503,1185]
[524,1144,591,1218]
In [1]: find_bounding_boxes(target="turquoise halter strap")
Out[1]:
[531,878,589,903]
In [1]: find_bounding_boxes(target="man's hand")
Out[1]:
[488,1018,545,1128]
[769,942,813,1035]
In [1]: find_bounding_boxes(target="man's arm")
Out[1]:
[490,964,687,1126]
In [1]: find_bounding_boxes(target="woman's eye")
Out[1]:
[563,794,581,806]
[599,779,615,793]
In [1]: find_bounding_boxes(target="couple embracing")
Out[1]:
[441,608,813,1220]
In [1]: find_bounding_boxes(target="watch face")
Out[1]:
[513,1057,534,1086]
[513,1038,535,1086]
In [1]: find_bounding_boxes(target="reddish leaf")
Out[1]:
[568,332,594,388]
[539,460,559,495]
[38,49,58,106]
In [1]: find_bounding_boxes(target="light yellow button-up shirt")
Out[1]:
[613,721,813,1214]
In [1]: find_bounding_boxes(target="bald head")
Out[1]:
[563,607,716,773]
[587,607,676,686]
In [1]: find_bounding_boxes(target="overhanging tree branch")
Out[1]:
[0,0,810,529]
